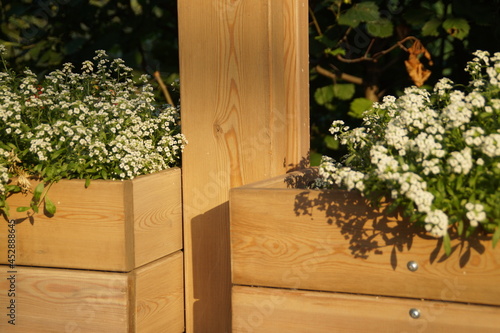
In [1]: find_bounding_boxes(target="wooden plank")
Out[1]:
[178,0,309,331]
[134,251,185,332]
[230,172,500,306]
[132,168,183,268]
[232,286,500,333]
[0,251,184,332]
[0,168,182,271]
[0,265,130,332]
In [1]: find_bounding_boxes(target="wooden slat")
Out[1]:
[178,0,309,331]
[0,168,182,271]
[0,265,130,332]
[0,251,184,332]
[232,286,500,333]
[230,173,500,306]
[2,177,128,270]
[132,168,183,268]
[134,251,185,332]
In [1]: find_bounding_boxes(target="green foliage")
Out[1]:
[0,0,179,104]
[333,83,356,100]
[442,18,470,40]
[349,97,373,118]
[314,85,335,106]
[338,2,379,28]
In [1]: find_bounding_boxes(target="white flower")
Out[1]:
[433,77,454,96]
[447,147,473,174]
[442,91,472,129]
[481,134,500,157]
[465,203,487,227]
[329,120,349,140]
[465,91,486,109]
[81,60,94,73]
[425,210,449,237]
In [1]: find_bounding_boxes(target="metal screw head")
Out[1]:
[409,308,421,319]
[407,261,419,272]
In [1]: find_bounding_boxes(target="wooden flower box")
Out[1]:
[0,168,182,272]
[0,168,184,332]
[230,169,500,332]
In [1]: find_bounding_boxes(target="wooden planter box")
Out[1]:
[0,168,182,271]
[230,169,500,332]
[0,168,184,332]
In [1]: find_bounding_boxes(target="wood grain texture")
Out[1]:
[134,251,185,333]
[230,170,500,306]
[132,168,183,268]
[178,0,309,331]
[0,264,130,332]
[0,251,184,332]
[232,286,500,333]
[0,168,182,271]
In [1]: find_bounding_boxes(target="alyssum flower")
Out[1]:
[0,49,186,217]
[317,50,500,254]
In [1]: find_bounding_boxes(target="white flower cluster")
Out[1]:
[317,156,365,192]
[318,50,500,239]
[0,148,9,195]
[465,202,487,227]
[0,50,186,182]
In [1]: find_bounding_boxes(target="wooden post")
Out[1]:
[178,0,309,331]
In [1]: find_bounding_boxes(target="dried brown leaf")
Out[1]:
[404,40,433,87]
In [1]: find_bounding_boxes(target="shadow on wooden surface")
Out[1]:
[288,169,492,269]
[190,202,232,332]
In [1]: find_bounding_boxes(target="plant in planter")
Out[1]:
[0,46,186,219]
[230,51,500,333]
[0,47,186,332]
[316,50,500,255]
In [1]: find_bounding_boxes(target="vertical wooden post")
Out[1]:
[178,0,309,331]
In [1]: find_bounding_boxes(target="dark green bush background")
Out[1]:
[2,0,499,164]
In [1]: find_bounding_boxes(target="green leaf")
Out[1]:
[325,47,346,57]
[338,11,361,28]
[353,2,379,21]
[16,206,31,212]
[314,85,335,105]
[338,2,379,27]
[33,183,45,201]
[443,233,451,256]
[1,201,10,217]
[44,196,56,215]
[457,220,464,236]
[310,152,323,167]
[349,98,373,118]
[85,178,91,188]
[366,18,393,38]
[493,226,500,248]
[324,135,339,150]
[422,18,442,37]
[442,17,470,40]
[5,184,21,193]
[333,83,355,100]
[456,174,463,190]
[437,178,445,194]
[315,35,336,48]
